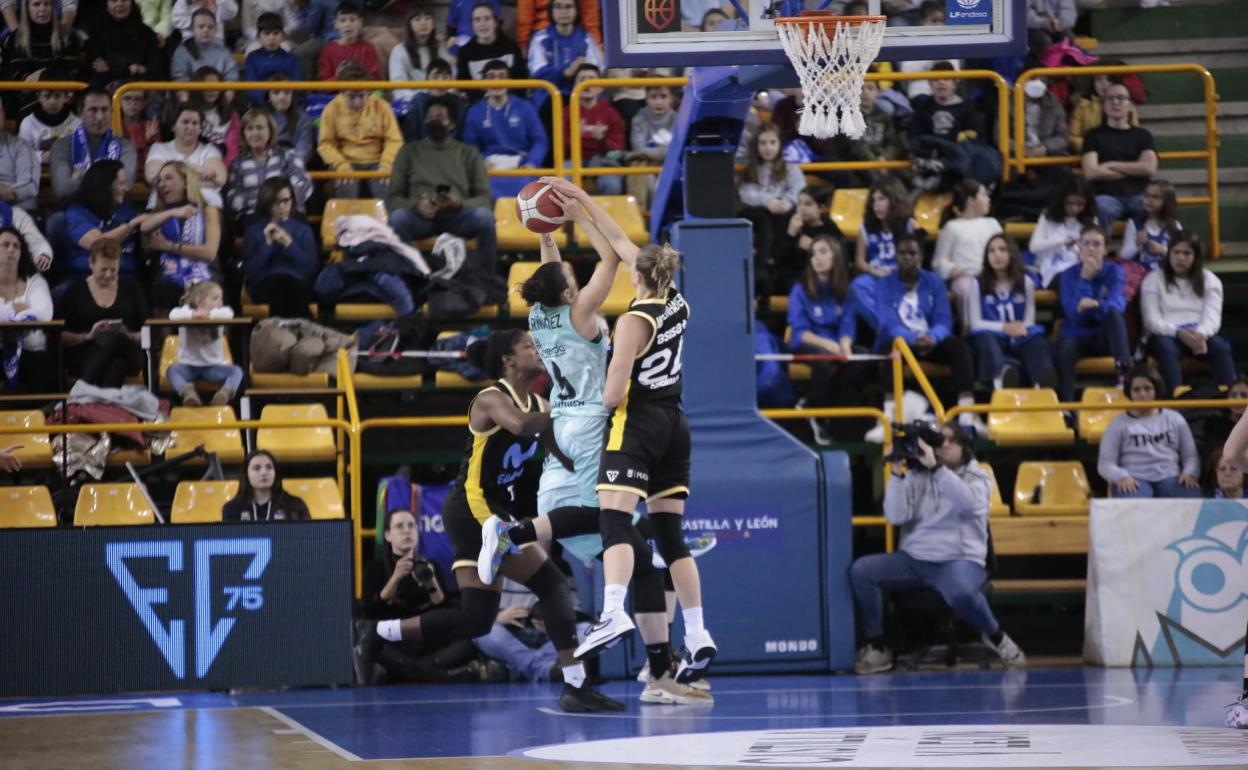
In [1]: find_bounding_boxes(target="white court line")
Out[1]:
[534,694,1137,720]
[259,706,364,762]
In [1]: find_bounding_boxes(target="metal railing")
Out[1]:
[110,79,565,180]
[1014,64,1220,256]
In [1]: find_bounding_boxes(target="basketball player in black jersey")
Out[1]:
[357,330,622,713]
[1221,405,1248,728]
[540,178,717,685]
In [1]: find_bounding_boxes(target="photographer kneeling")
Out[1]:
[850,423,1026,674]
[359,510,503,684]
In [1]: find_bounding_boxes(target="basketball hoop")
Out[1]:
[774,12,886,140]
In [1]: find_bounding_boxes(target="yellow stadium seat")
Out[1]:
[106,448,152,467]
[249,365,330,389]
[352,372,424,390]
[1034,289,1057,307]
[166,406,245,463]
[333,303,397,322]
[159,334,234,392]
[321,198,387,251]
[170,480,238,523]
[572,196,649,247]
[986,388,1074,446]
[285,477,345,519]
[913,191,952,234]
[74,483,155,526]
[0,410,52,468]
[829,188,868,241]
[1074,357,1118,376]
[1013,461,1091,516]
[256,403,337,462]
[495,197,568,251]
[434,331,489,388]
[767,295,788,314]
[1003,221,1035,240]
[506,261,540,317]
[601,265,636,316]
[978,462,1010,517]
[782,327,810,382]
[0,486,56,528]
[1077,387,1126,444]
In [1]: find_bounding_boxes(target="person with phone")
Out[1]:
[58,237,147,388]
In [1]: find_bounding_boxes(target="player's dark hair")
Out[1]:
[1125,364,1165,401]
[941,179,985,227]
[466,329,527,380]
[520,261,570,308]
[335,1,361,17]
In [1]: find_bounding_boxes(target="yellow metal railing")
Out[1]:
[110,79,565,180]
[946,397,1246,423]
[568,76,687,189]
[1015,64,1220,256]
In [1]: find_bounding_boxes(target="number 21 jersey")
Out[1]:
[625,290,688,405]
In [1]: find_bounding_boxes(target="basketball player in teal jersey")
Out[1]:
[528,178,715,684]
[477,190,710,704]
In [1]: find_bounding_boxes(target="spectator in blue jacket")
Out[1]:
[244,13,302,105]
[462,59,548,199]
[1055,224,1131,402]
[787,234,859,445]
[293,0,339,80]
[526,0,604,97]
[876,231,981,433]
[966,234,1057,390]
[241,177,317,318]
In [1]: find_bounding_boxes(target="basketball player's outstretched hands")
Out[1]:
[550,190,585,223]
[541,176,589,201]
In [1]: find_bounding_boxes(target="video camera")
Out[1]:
[883,420,945,464]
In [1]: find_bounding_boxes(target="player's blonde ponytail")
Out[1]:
[635,244,680,296]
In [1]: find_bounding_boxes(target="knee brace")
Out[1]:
[650,512,690,565]
[599,508,635,551]
[523,560,578,651]
[460,587,502,639]
[630,530,667,615]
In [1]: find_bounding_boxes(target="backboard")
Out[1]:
[603,0,1026,69]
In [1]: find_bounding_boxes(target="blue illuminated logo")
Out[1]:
[946,0,990,25]
[106,539,272,679]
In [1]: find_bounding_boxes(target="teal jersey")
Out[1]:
[529,302,608,417]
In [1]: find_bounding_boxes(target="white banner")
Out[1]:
[1085,499,1248,666]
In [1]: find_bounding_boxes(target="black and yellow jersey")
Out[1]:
[621,289,689,405]
[454,379,548,523]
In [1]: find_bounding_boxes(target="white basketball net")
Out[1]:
[776,16,886,140]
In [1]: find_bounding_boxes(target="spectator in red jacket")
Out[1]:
[563,64,624,194]
[318,2,381,81]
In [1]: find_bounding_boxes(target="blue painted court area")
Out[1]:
[2,666,1233,763]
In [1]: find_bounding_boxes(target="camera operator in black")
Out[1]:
[360,509,494,683]
[849,423,1027,674]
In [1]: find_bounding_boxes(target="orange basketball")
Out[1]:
[515,182,565,234]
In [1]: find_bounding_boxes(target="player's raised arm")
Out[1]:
[540,176,640,266]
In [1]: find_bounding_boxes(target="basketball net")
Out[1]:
[775,13,886,140]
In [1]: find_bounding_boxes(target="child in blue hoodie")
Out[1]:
[526,0,604,96]
[966,233,1056,390]
[462,59,548,198]
[787,235,860,444]
[1055,223,1131,402]
[244,13,302,105]
[876,230,982,433]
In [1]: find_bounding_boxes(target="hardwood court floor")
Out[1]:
[0,667,1244,769]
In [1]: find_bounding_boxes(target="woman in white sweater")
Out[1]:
[1140,232,1235,397]
[933,179,1002,324]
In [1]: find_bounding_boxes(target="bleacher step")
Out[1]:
[1090,35,1248,70]
[1137,101,1248,137]
[1091,3,1248,42]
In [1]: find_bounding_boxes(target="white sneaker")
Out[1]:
[983,632,1027,668]
[688,677,711,691]
[674,628,717,684]
[636,661,651,683]
[574,610,635,660]
[640,672,714,705]
[1225,697,1248,729]
[854,643,893,674]
[477,515,514,584]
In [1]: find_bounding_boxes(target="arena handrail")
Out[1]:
[945,397,1247,423]
[1014,64,1220,256]
[110,79,565,180]
[568,70,1012,189]
[890,337,947,425]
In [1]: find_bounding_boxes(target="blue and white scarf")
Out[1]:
[69,123,122,173]
[0,202,12,229]
[158,206,212,288]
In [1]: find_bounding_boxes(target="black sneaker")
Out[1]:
[352,619,383,686]
[558,683,626,713]
[1000,363,1021,389]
